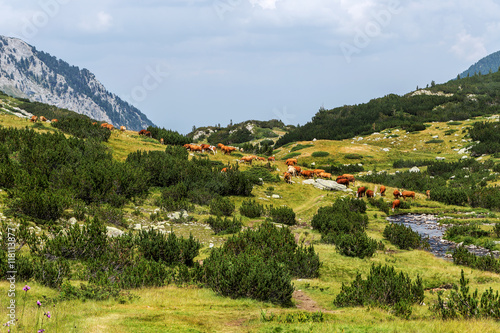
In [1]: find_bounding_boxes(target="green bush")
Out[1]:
[333,232,378,258]
[269,206,296,225]
[136,228,201,266]
[425,139,444,144]
[494,223,500,238]
[433,270,500,320]
[291,144,313,152]
[311,151,330,158]
[210,197,235,216]
[206,215,242,235]
[452,246,500,273]
[368,197,390,215]
[239,199,264,218]
[281,152,301,160]
[344,153,363,160]
[334,264,424,317]
[311,198,368,235]
[383,223,426,250]
[445,224,490,240]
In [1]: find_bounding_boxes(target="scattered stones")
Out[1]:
[106,226,124,237]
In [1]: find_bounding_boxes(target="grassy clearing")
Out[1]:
[1,111,500,331]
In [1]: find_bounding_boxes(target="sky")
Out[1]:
[1,0,500,134]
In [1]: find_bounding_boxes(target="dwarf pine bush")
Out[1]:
[383,223,427,250]
[206,215,242,235]
[239,199,264,218]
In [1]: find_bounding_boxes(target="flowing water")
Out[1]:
[386,213,499,260]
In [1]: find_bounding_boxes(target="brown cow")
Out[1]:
[51,119,58,123]
[138,129,148,136]
[268,156,275,162]
[284,172,292,184]
[92,122,97,125]
[240,156,255,164]
[39,116,47,122]
[301,170,314,178]
[366,190,374,198]
[357,186,366,198]
[221,167,228,172]
[30,115,38,122]
[380,185,386,196]
[426,190,430,199]
[342,174,355,184]
[223,146,237,155]
[393,189,401,199]
[160,138,164,145]
[293,166,302,173]
[285,158,298,166]
[313,169,325,175]
[200,144,211,152]
[401,191,415,200]
[256,156,266,162]
[106,124,114,130]
[120,126,126,131]
[318,172,332,179]
[336,178,349,187]
[392,199,401,212]
[101,123,108,128]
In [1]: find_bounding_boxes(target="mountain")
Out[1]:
[0,35,154,130]
[458,50,500,78]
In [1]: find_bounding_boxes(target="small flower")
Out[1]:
[38,329,45,333]
[37,300,42,307]
[45,311,51,319]
[22,285,31,291]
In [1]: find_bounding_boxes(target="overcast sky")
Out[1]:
[1,0,500,134]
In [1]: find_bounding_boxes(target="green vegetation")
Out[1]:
[311,151,330,157]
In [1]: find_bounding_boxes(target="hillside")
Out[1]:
[0,35,154,130]
[459,50,500,78]
[276,71,500,147]
[1,96,500,332]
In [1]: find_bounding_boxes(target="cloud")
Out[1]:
[450,31,488,62]
[78,11,113,33]
[248,0,280,10]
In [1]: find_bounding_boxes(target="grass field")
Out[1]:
[1,108,500,332]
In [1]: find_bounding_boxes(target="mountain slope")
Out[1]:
[459,50,500,78]
[0,35,154,131]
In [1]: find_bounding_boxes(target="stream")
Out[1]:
[385,213,499,260]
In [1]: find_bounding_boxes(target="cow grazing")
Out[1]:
[285,158,298,166]
[221,167,228,173]
[380,185,386,196]
[287,165,298,177]
[106,124,114,130]
[160,138,164,145]
[426,190,430,199]
[144,131,152,138]
[393,189,401,199]
[392,199,401,212]
[301,170,314,178]
[313,169,325,175]
[92,122,97,125]
[222,146,237,155]
[366,190,375,198]
[240,156,255,164]
[356,186,366,198]
[120,126,126,132]
[401,191,415,200]
[138,129,148,136]
[342,174,355,184]
[336,178,349,187]
[318,172,332,179]
[284,172,292,184]
[30,115,38,122]
[256,156,266,162]
[200,144,211,152]
[268,156,275,162]
[101,123,109,128]
[39,116,47,122]
[51,119,58,123]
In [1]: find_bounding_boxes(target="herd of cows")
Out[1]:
[30,117,427,213]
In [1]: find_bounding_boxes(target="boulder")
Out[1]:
[106,226,124,237]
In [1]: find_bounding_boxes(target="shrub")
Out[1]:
[282,152,301,160]
[210,197,235,216]
[334,264,424,316]
[239,199,264,218]
[383,223,426,250]
[452,246,500,273]
[425,139,444,144]
[91,203,125,227]
[368,197,390,215]
[200,222,320,305]
[344,153,363,160]
[206,215,242,235]
[269,206,296,225]
[333,232,378,259]
[444,224,490,241]
[433,270,500,320]
[136,228,201,266]
[311,151,330,158]
[311,198,368,235]
[291,144,313,152]
[494,223,500,238]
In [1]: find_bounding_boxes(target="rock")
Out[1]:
[382,148,390,152]
[106,226,124,237]
[271,194,281,199]
[409,166,420,173]
[435,156,445,160]
[133,223,142,230]
[69,217,77,225]
[315,179,347,191]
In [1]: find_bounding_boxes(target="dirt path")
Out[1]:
[292,290,337,314]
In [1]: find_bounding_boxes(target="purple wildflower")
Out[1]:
[38,329,45,333]
[45,311,51,319]
[37,300,42,307]
[22,285,30,292]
